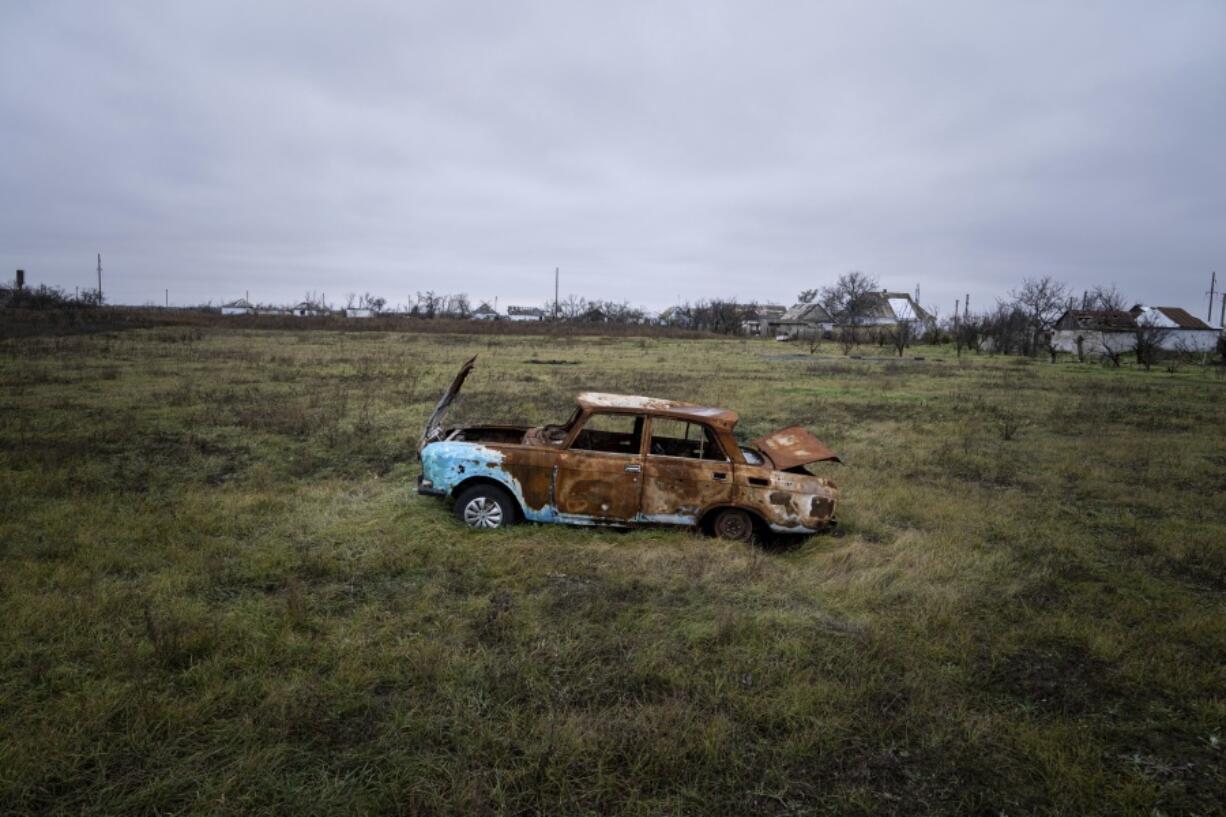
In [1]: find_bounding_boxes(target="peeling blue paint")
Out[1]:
[638,512,698,526]
[421,441,562,523]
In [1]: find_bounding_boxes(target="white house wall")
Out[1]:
[1160,330,1219,352]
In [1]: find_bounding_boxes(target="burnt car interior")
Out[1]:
[570,412,644,454]
[649,418,727,461]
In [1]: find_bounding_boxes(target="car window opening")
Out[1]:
[570,413,644,454]
[650,418,727,461]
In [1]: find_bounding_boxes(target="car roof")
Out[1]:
[576,392,739,430]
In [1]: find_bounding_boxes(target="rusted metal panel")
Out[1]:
[750,425,841,470]
[733,463,839,532]
[419,354,476,450]
[577,392,739,430]
[554,449,642,518]
[640,455,733,523]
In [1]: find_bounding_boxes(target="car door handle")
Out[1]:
[625,464,641,473]
[712,472,727,481]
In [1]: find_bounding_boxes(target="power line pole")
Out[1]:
[165,289,169,308]
[1207,271,1217,324]
[553,267,559,321]
[96,253,103,303]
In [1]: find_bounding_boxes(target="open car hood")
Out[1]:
[750,425,841,469]
[418,355,476,452]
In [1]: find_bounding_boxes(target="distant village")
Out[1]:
[4,266,1223,364]
[207,271,1224,364]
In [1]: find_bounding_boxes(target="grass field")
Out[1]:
[1,326,1223,816]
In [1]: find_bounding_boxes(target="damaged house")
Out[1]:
[1052,309,1137,357]
[768,302,835,339]
[741,304,788,336]
[1129,305,1219,352]
[1052,305,1219,357]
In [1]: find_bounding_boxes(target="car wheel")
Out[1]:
[712,508,755,543]
[454,484,517,530]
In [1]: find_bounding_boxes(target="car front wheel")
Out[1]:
[454,484,517,530]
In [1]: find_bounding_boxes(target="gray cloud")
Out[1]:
[2,0,1223,317]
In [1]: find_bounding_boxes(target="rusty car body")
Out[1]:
[417,357,841,540]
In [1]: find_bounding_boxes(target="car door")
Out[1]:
[639,417,734,524]
[554,412,645,521]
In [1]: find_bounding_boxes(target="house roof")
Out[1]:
[779,302,833,323]
[864,292,933,322]
[222,298,253,309]
[507,305,542,315]
[576,392,739,430]
[1057,309,1136,331]
[1131,305,1212,330]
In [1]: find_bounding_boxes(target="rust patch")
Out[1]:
[809,496,834,520]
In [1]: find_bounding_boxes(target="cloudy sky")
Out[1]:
[2,1,1223,316]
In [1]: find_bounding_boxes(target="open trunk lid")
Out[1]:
[750,425,841,469]
[418,355,476,452]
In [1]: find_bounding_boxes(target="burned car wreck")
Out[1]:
[417,357,841,541]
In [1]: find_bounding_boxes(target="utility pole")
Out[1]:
[96,253,103,303]
[553,267,559,321]
[1220,293,1225,329]
[964,293,970,319]
[165,289,169,308]
[1207,271,1217,324]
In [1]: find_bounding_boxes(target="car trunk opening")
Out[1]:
[750,425,841,470]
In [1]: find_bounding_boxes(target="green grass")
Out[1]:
[1,328,1223,816]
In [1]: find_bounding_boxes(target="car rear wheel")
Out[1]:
[712,508,755,543]
[454,484,517,530]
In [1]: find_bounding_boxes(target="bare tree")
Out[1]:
[1087,284,1127,313]
[820,271,880,355]
[1010,276,1070,361]
[1133,312,1171,371]
[414,290,443,318]
[439,293,469,317]
[797,288,819,304]
[888,302,918,357]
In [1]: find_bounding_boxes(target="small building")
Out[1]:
[1130,305,1219,352]
[221,298,255,316]
[506,305,544,321]
[770,302,835,339]
[1052,309,1136,357]
[344,307,375,319]
[290,302,326,317]
[471,303,500,320]
[741,304,789,336]
[659,306,690,327]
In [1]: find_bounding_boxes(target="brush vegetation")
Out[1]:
[1,328,1223,816]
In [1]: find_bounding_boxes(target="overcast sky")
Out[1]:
[2,1,1223,316]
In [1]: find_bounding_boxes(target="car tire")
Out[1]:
[712,508,756,543]
[454,484,517,530]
